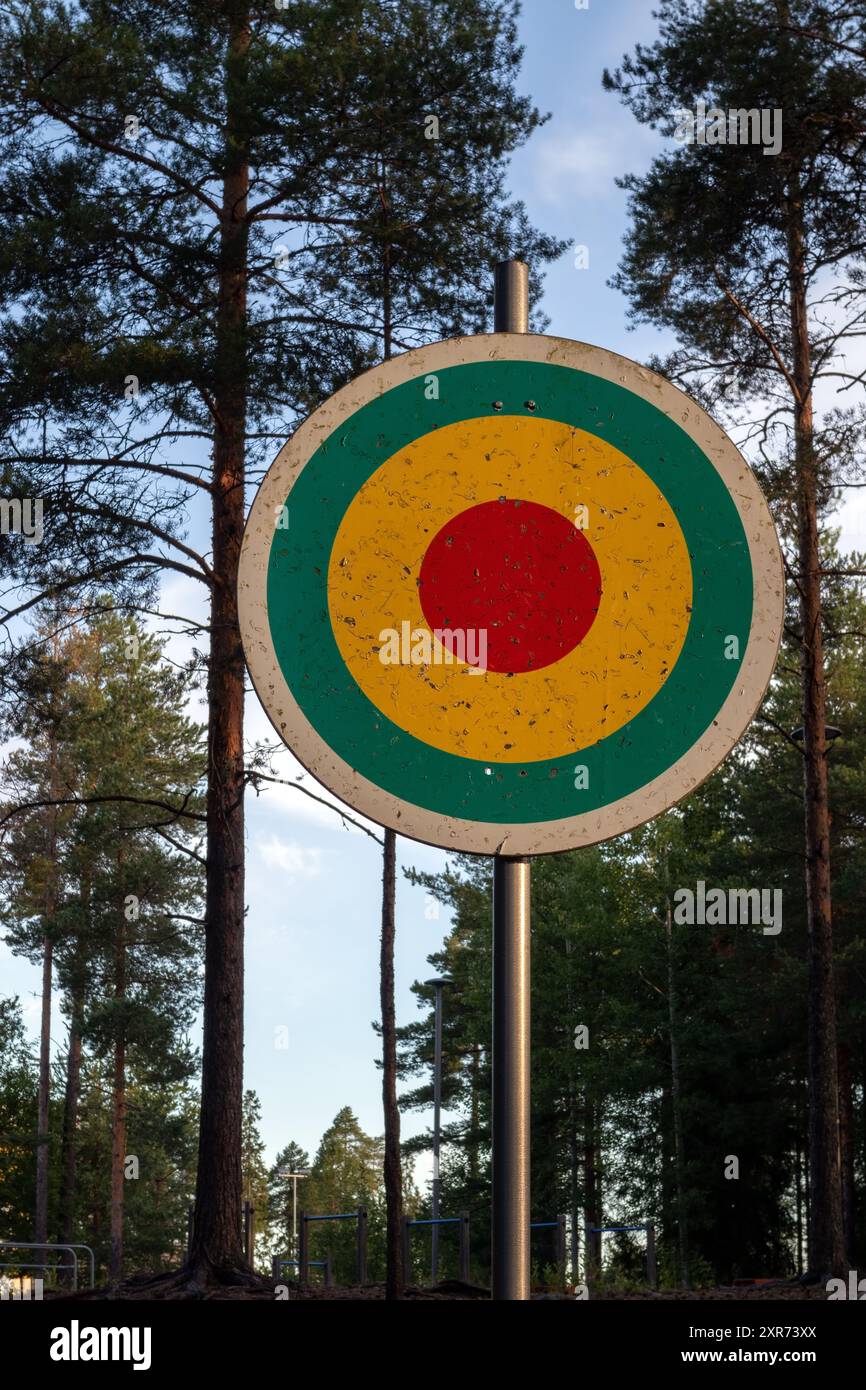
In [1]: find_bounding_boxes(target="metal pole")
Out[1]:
[491,258,532,1303]
[356,1207,368,1285]
[431,980,443,1281]
[459,1211,470,1283]
[299,1212,308,1285]
[492,855,531,1300]
[556,1214,567,1290]
[292,1176,297,1256]
[243,1200,254,1266]
[493,259,529,333]
[646,1222,658,1290]
[402,1217,411,1285]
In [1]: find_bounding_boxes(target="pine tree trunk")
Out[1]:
[795,1139,803,1275]
[837,1042,854,1262]
[34,934,53,1245]
[109,907,127,1283]
[665,899,690,1288]
[569,1084,580,1282]
[380,826,404,1297]
[35,714,60,1244]
[469,1042,481,1183]
[109,1035,126,1283]
[785,176,845,1279]
[191,6,250,1278]
[59,883,88,1261]
[58,991,83,1253]
[378,238,404,1299]
[584,1102,599,1274]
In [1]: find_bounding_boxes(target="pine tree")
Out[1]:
[0,0,563,1286]
[1,609,205,1282]
[603,0,866,1279]
[241,1089,270,1270]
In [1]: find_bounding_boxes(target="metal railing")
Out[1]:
[297,1208,367,1285]
[0,1240,96,1290]
[403,1213,471,1283]
[585,1222,657,1288]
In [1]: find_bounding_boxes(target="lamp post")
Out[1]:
[791,724,842,747]
[278,1169,309,1259]
[426,976,450,1281]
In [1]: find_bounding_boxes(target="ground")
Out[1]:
[45,1278,829,1302]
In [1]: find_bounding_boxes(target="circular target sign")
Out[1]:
[238,334,783,854]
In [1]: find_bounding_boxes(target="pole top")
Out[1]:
[493,260,529,334]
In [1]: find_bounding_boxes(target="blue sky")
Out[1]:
[3,0,864,1188]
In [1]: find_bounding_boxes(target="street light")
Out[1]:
[425,976,450,1282]
[791,725,843,746]
[278,1168,310,1259]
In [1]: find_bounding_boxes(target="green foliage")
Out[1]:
[267,1140,311,1259]
[0,607,205,1278]
[0,996,37,1236]
[398,555,866,1283]
[242,1090,271,1270]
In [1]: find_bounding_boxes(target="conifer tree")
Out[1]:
[0,0,561,1285]
[603,0,866,1279]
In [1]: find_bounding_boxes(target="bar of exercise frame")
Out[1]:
[272,1253,333,1287]
[402,1213,471,1283]
[0,1240,96,1290]
[530,1216,567,1286]
[295,1208,368,1285]
[584,1223,657,1288]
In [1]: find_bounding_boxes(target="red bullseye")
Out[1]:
[418,498,602,674]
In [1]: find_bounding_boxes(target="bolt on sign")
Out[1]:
[238,334,784,854]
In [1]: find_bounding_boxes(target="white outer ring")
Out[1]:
[238,334,784,855]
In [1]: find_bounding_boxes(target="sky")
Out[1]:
[3,0,864,1189]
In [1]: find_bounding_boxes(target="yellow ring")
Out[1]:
[328,414,692,762]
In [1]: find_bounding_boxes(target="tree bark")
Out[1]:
[58,990,83,1252]
[468,1041,481,1183]
[380,827,404,1297]
[59,874,89,1259]
[665,898,690,1288]
[785,172,845,1278]
[569,1083,580,1283]
[34,935,53,1245]
[109,909,126,1283]
[190,6,250,1278]
[837,1042,854,1262]
[35,701,60,1244]
[109,1035,126,1283]
[377,218,404,1298]
[584,1101,601,1276]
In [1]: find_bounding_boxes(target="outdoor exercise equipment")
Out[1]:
[297,1208,368,1285]
[402,1213,470,1283]
[585,1223,657,1289]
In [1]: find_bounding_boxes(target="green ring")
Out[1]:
[267,361,752,823]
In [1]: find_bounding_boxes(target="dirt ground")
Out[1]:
[45,1277,830,1301]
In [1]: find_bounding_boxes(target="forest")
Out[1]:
[0,0,864,1315]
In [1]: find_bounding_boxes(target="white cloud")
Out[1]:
[526,114,659,205]
[256,835,323,878]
